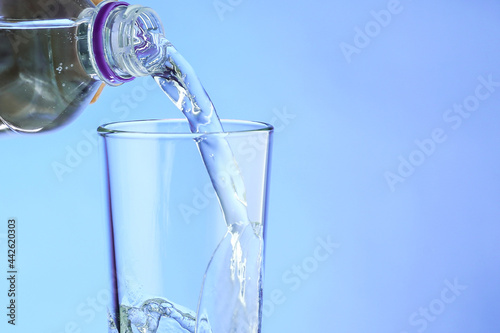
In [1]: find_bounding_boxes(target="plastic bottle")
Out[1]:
[0,0,165,133]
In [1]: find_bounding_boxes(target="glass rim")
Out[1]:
[97,118,274,138]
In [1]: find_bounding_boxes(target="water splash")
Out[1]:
[195,225,263,333]
[119,298,200,333]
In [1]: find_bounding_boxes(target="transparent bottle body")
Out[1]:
[0,0,101,133]
[0,0,168,133]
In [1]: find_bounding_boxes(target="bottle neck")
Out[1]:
[79,1,166,86]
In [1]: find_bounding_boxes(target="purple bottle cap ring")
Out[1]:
[93,1,135,85]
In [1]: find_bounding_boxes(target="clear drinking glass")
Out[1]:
[98,119,273,333]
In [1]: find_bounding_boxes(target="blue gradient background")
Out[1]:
[2,0,500,332]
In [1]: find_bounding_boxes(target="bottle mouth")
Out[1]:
[90,1,166,86]
[92,1,135,85]
[114,5,167,78]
